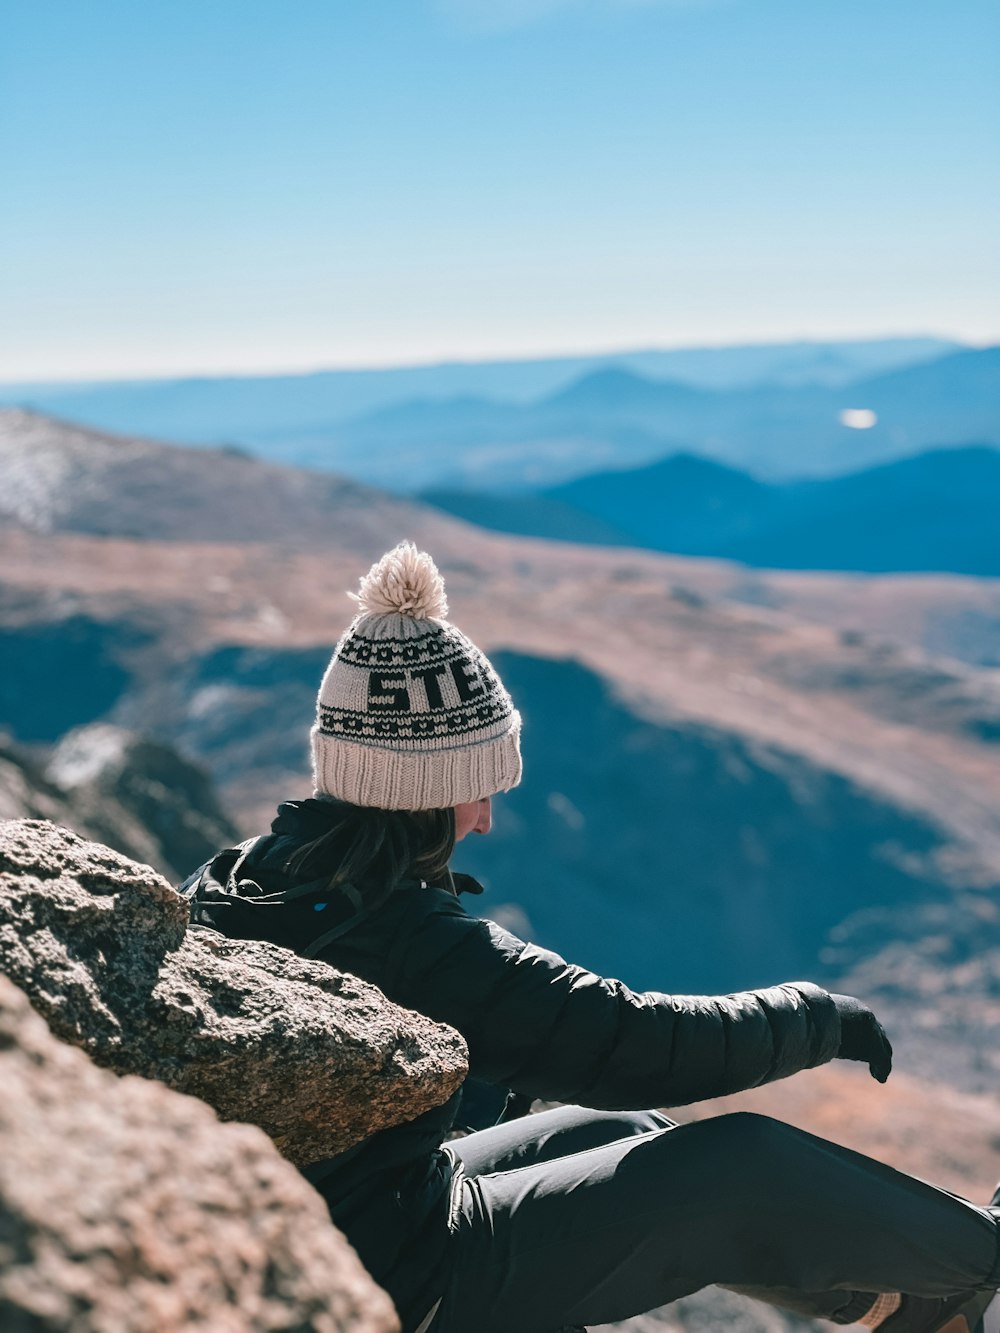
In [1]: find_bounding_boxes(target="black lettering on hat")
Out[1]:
[412,664,449,709]
[368,673,411,712]
[450,658,484,702]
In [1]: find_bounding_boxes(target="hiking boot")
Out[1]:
[878,1290,1000,1332]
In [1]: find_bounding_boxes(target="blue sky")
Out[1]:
[2,0,998,380]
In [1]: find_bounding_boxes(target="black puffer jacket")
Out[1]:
[185,797,842,1323]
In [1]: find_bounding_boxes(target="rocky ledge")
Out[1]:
[0,816,473,1330]
[0,818,468,1168]
[0,973,400,1332]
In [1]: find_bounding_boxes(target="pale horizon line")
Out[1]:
[3,328,993,392]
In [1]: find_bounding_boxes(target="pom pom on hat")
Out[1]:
[351,542,448,621]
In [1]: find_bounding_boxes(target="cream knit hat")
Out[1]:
[311,543,522,810]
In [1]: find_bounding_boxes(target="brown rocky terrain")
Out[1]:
[658,561,1000,670]
[0,972,400,1333]
[0,405,437,548]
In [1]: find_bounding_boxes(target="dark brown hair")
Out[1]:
[283,801,456,910]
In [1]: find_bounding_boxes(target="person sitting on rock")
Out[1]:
[184,541,1000,1333]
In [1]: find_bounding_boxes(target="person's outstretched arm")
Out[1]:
[390,892,889,1110]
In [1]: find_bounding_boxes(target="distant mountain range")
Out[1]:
[235,343,998,489]
[334,345,1000,489]
[0,337,957,442]
[8,337,997,491]
[423,443,1000,577]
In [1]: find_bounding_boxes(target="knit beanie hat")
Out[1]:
[311,543,522,810]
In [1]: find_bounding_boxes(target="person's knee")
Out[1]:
[685,1112,804,1187]
[706,1111,794,1146]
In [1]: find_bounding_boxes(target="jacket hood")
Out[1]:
[270,796,347,841]
[182,800,346,952]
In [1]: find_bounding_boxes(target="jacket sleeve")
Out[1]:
[391,894,842,1110]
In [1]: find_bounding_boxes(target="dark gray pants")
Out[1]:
[426,1106,1000,1333]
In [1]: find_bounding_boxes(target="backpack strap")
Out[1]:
[299,882,368,957]
[300,901,370,957]
[302,877,427,958]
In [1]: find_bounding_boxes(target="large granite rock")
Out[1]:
[0,818,468,1166]
[0,973,400,1332]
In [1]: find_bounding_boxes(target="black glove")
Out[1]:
[831,993,893,1083]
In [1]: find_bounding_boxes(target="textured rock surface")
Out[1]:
[0,818,468,1166]
[0,974,400,1333]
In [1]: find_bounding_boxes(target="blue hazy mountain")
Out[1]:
[301,345,1000,489]
[542,365,712,414]
[535,348,1000,477]
[424,445,1000,576]
[419,489,633,546]
[727,445,1000,574]
[0,336,957,448]
[347,346,1000,489]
